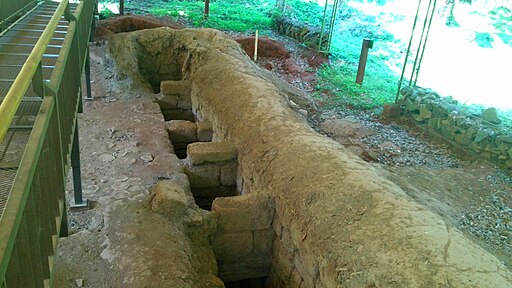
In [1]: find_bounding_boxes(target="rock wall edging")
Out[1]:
[400,86,512,170]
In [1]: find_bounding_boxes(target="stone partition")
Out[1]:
[109,28,512,287]
[183,142,238,210]
[156,79,195,121]
[211,193,275,282]
[400,86,512,169]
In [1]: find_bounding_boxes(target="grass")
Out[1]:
[315,62,397,110]
[313,3,399,110]
[150,0,275,32]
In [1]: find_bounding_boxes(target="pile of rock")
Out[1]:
[272,16,328,50]
[400,86,512,169]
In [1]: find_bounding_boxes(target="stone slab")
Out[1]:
[187,142,237,165]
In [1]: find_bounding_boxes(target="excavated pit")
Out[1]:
[108,27,512,288]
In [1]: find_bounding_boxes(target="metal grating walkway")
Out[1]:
[0,1,77,219]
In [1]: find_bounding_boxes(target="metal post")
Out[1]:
[409,0,434,86]
[85,49,92,100]
[326,0,340,55]
[395,0,423,103]
[318,0,330,52]
[413,0,438,85]
[356,39,373,84]
[70,120,89,210]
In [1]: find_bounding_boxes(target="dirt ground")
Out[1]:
[54,16,511,287]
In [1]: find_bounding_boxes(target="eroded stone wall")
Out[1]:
[211,194,275,282]
[109,28,512,288]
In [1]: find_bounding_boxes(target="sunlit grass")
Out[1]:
[150,0,274,32]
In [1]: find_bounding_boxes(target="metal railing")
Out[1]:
[0,0,38,32]
[0,0,95,286]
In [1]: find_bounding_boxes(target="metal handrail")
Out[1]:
[0,0,96,286]
[0,0,70,144]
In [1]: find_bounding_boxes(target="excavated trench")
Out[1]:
[108,27,512,288]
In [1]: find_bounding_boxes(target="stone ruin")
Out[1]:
[399,86,512,170]
[107,27,512,287]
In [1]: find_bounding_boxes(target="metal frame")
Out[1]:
[395,0,438,102]
[0,0,96,286]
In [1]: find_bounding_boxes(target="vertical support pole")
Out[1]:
[318,0,330,52]
[356,39,373,85]
[254,30,259,61]
[119,0,124,15]
[414,0,438,86]
[395,0,423,103]
[85,49,93,100]
[69,120,88,210]
[32,62,45,97]
[204,0,210,19]
[410,0,434,86]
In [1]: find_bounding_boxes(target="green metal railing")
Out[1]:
[0,0,38,32]
[0,0,95,286]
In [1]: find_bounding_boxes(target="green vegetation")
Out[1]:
[281,0,325,26]
[315,63,396,110]
[150,0,275,32]
[98,7,115,19]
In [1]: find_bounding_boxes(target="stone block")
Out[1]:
[272,238,294,282]
[197,122,213,142]
[154,94,178,109]
[212,193,274,231]
[160,80,190,96]
[166,120,197,144]
[482,107,501,124]
[294,255,316,288]
[318,256,341,288]
[212,231,253,261]
[161,109,195,122]
[185,164,220,188]
[177,94,192,110]
[151,179,194,218]
[236,165,244,193]
[187,142,237,165]
[382,103,401,119]
[220,162,237,186]
[291,268,304,287]
[273,216,283,239]
[253,229,275,254]
[455,133,472,146]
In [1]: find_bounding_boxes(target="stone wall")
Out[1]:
[211,194,275,282]
[272,16,328,50]
[183,142,238,210]
[156,80,195,121]
[400,86,512,169]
